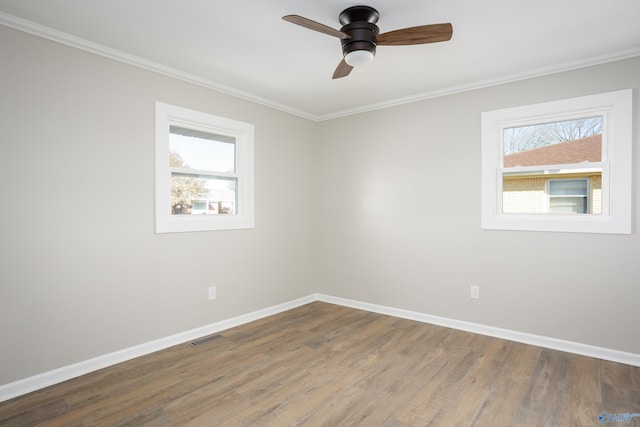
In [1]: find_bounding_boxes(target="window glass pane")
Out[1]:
[549,179,587,196]
[503,117,602,167]
[502,177,597,215]
[170,173,237,215]
[549,197,587,214]
[169,126,235,173]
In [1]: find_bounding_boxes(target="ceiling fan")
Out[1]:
[282,5,453,79]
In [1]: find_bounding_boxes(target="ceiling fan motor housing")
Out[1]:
[339,6,380,59]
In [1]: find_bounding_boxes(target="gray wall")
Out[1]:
[0,26,321,385]
[1,23,638,386]
[318,57,640,355]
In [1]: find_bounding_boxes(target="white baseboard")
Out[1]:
[2,292,638,403]
[0,294,316,403]
[316,294,640,368]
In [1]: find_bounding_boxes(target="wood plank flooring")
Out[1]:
[1,302,639,426]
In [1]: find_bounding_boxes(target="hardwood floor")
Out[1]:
[1,302,639,426]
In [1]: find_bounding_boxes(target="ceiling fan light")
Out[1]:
[344,50,374,67]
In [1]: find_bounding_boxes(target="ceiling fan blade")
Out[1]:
[377,23,453,46]
[282,15,351,39]
[332,59,353,79]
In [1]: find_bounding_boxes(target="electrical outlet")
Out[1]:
[470,285,480,299]
[208,286,216,300]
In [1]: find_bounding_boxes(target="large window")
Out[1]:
[481,89,632,234]
[155,102,254,233]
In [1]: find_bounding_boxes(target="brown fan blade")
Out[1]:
[332,59,353,79]
[377,23,453,46]
[282,15,351,39]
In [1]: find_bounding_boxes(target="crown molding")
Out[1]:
[2,11,639,122]
[0,12,317,121]
[316,46,640,121]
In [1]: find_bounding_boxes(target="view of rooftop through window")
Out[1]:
[501,116,604,215]
[503,116,603,159]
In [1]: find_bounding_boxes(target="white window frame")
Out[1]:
[155,102,254,233]
[481,89,632,234]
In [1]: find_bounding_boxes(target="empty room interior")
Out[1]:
[1,1,640,425]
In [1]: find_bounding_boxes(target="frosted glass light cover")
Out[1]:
[344,50,374,66]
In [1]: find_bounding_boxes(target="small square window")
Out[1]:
[548,179,589,214]
[481,89,632,234]
[155,102,254,233]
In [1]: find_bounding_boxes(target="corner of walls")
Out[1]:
[4,293,638,403]
[0,295,319,403]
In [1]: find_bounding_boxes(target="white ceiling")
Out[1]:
[1,0,640,120]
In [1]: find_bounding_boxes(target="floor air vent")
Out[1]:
[190,334,223,347]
